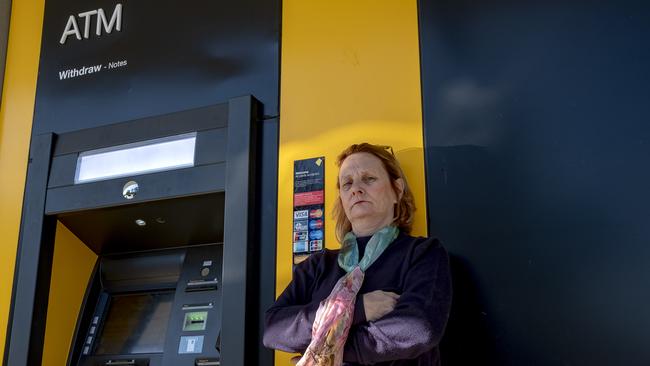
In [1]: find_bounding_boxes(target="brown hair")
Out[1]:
[333,143,416,242]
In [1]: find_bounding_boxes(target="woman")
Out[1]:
[264,143,452,365]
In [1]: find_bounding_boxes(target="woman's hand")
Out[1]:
[363,290,400,322]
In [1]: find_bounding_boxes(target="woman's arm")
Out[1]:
[343,239,452,364]
[263,254,322,353]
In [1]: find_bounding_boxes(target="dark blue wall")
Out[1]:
[419,1,650,365]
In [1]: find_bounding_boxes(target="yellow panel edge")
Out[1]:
[0,0,46,358]
[42,222,98,366]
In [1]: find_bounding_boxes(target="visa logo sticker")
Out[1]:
[294,210,309,220]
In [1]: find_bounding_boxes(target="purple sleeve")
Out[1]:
[262,254,321,353]
[343,240,452,364]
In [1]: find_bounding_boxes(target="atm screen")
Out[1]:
[94,291,174,355]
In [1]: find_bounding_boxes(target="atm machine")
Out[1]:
[5,96,266,366]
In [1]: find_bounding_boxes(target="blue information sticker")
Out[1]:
[293,241,308,253]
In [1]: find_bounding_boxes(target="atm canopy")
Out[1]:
[46,102,231,254]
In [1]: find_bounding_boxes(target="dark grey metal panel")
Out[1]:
[195,127,228,167]
[418,1,650,365]
[45,163,226,214]
[100,249,185,292]
[160,245,223,366]
[256,116,278,366]
[48,127,228,189]
[52,103,229,156]
[65,260,100,366]
[32,0,279,137]
[48,153,78,188]
[57,193,225,255]
[221,96,258,366]
[4,133,57,366]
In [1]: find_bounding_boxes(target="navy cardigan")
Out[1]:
[263,232,452,365]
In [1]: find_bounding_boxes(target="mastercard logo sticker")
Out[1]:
[309,219,323,230]
[309,209,323,219]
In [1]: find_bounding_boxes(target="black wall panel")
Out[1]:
[32,0,279,135]
[419,1,650,365]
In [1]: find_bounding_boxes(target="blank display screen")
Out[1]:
[94,292,174,355]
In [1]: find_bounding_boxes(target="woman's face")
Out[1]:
[338,152,402,236]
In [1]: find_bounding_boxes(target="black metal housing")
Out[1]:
[4,96,274,366]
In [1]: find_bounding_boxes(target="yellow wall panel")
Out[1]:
[277,0,424,363]
[42,222,97,366]
[0,0,46,357]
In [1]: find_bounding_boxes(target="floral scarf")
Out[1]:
[296,225,399,366]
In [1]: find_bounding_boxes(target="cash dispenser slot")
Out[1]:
[104,359,147,366]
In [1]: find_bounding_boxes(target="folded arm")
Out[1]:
[343,241,452,364]
[263,255,320,353]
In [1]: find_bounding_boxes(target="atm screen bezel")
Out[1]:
[91,289,176,357]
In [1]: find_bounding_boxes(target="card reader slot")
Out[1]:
[104,360,135,365]
[183,311,208,331]
[185,278,218,292]
[187,279,218,286]
[182,302,214,310]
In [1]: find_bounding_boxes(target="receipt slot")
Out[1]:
[5,96,269,366]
